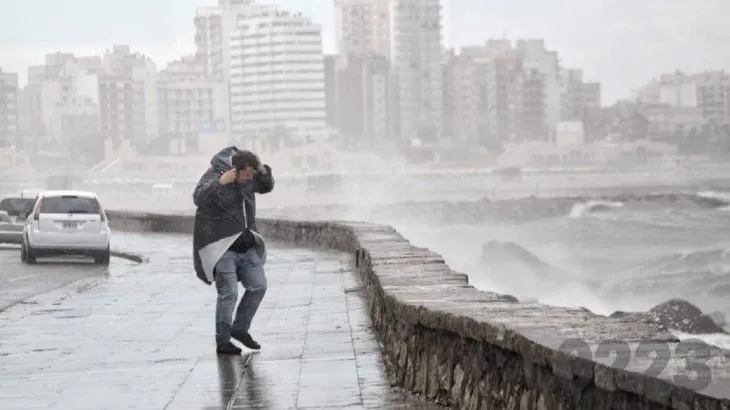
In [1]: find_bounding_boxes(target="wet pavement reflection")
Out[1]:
[0,232,441,409]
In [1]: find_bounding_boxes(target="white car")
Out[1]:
[21,190,111,265]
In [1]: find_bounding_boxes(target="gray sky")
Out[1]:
[1,0,728,104]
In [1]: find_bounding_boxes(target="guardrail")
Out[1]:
[105,210,730,409]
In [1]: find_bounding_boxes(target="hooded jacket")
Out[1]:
[192,146,274,285]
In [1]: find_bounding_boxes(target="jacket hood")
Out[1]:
[210,146,240,173]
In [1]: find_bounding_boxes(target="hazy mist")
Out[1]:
[2,0,730,349]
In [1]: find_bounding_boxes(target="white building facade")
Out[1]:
[230,8,327,142]
[334,0,390,58]
[98,46,159,149]
[0,69,18,148]
[158,55,230,152]
[516,39,561,132]
[38,54,101,144]
[389,0,443,140]
[195,0,274,81]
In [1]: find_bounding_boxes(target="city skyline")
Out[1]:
[1,0,729,104]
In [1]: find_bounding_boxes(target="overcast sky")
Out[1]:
[1,0,728,104]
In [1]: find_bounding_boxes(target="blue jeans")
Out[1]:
[214,249,267,345]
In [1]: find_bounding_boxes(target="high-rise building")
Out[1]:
[158,55,230,151]
[334,0,390,58]
[194,0,273,81]
[442,48,491,145]
[330,53,393,144]
[0,69,18,148]
[635,71,697,108]
[516,39,561,131]
[323,55,338,128]
[98,45,159,149]
[229,8,327,142]
[635,70,730,125]
[389,0,443,140]
[38,54,101,145]
[560,68,602,121]
[695,71,730,124]
[485,49,525,143]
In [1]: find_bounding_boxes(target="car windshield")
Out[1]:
[40,196,100,214]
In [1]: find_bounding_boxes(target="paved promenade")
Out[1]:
[0,232,439,409]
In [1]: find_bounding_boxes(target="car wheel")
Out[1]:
[20,240,27,262]
[25,241,37,264]
[94,247,110,266]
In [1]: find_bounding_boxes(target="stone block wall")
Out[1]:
[106,210,730,409]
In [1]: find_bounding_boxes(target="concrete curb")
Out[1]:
[0,246,146,264]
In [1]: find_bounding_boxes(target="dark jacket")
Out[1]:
[192,146,274,285]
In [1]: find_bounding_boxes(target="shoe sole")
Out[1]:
[216,350,242,355]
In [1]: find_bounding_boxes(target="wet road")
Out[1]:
[0,232,440,409]
[0,246,133,313]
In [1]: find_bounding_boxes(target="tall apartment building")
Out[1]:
[516,39,561,131]
[635,70,730,128]
[389,0,443,140]
[0,69,18,148]
[485,50,526,143]
[442,49,487,144]
[635,71,697,108]
[560,68,601,121]
[695,71,730,124]
[324,55,338,128]
[21,62,62,144]
[158,55,230,150]
[330,53,393,144]
[229,8,327,142]
[334,0,390,57]
[195,0,273,80]
[443,42,537,148]
[521,68,547,140]
[37,54,101,145]
[98,45,159,149]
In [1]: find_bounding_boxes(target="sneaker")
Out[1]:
[216,341,242,355]
[231,331,261,350]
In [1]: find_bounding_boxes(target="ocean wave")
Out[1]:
[264,190,730,225]
[478,240,596,285]
[479,240,555,273]
[476,240,607,310]
[625,247,730,277]
[568,200,624,218]
[697,190,730,205]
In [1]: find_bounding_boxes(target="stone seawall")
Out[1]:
[106,210,730,409]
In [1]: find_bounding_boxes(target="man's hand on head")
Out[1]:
[254,154,267,174]
[218,169,238,185]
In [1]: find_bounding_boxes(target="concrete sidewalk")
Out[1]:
[0,232,439,409]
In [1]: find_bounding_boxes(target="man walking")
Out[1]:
[192,146,274,355]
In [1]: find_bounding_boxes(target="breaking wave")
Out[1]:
[266,190,730,225]
[627,247,730,277]
[477,240,605,309]
[568,200,624,218]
